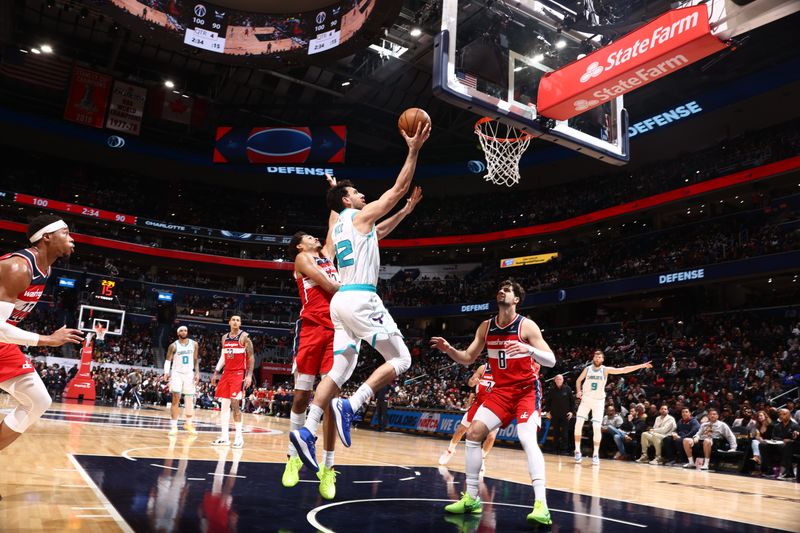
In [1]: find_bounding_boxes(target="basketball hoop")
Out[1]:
[474,117,534,187]
[93,323,107,342]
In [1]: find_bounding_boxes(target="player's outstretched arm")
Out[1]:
[504,319,556,367]
[355,122,430,228]
[376,186,422,240]
[163,342,175,380]
[606,361,653,375]
[321,173,338,260]
[295,251,340,294]
[430,320,488,366]
[0,258,82,347]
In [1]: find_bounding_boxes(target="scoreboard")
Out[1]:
[181,1,230,53]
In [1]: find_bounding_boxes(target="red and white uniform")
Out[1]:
[291,256,338,379]
[215,331,248,400]
[462,363,494,426]
[480,314,542,427]
[0,249,49,384]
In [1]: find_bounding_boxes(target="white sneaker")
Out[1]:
[592,455,600,466]
[682,460,694,468]
[699,462,709,471]
[439,448,455,466]
[575,451,582,464]
[232,437,244,449]
[649,458,661,465]
[212,438,230,446]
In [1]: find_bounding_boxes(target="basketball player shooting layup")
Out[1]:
[164,325,200,436]
[291,121,430,472]
[573,349,652,465]
[0,215,83,498]
[211,316,254,449]
[431,280,556,526]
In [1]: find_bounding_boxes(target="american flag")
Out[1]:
[0,48,72,91]
[456,70,477,89]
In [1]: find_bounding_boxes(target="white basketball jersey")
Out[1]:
[582,365,607,400]
[332,208,380,286]
[172,339,195,373]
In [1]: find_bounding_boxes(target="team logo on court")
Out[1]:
[369,312,385,325]
[194,4,206,17]
[580,61,604,83]
[574,98,600,112]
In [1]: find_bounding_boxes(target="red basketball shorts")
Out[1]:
[215,370,245,400]
[292,320,334,377]
[480,380,542,427]
[0,343,35,384]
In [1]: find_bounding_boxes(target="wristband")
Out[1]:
[164,360,171,374]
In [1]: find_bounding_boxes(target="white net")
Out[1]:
[474,118,533,187]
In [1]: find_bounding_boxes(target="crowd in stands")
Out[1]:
[2,120,797,241]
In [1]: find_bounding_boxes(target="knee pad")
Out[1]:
[294,372,316,391]
[2,374,51,433]
[374,335,411,376]
[327,350,358,389]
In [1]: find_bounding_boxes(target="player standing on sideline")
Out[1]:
[282,221,341,499]
[164,325,200,436]
[439,363,499,473]
[431,280,556,526]
[0,215,83,499]
[573,349,652,466]
[291,122,430,471]
[211,316,254,448]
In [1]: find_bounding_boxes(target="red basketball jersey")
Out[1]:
[296,255,338,328]
[221,331,248,372]
[484,315,541,388]
[475,363,495,402]
[0,248,49,326]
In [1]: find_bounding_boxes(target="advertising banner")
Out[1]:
[214,125,346,164]
[500,253,558,268]
[537,6,726,120]
[372,408,520,442]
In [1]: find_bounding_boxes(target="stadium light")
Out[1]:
[164,80,175,88]
[410,27,422,37]
[40,44,53,53]
[31,47,41,54]
[555,39,567,49]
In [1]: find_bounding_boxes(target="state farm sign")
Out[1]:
[537,6,726,121]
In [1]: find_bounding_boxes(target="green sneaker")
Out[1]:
[527,500,552,526]
[317,465,338,500]
[444,492,482,514]
[282,456,302,488]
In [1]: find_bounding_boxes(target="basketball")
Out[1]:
[398,107,431,137]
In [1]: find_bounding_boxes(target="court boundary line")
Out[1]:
[67,453,135,533]
[306,497,648,532]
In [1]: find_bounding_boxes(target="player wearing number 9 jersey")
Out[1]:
[573,350,652,466]
[431,280,556,526]
[291,124,430,475]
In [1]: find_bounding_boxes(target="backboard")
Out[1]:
[78,305,126,336]
[433,0,629,164]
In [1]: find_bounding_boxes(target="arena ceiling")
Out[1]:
[2,0,799,189]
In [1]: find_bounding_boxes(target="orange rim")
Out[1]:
[474,117,534,143]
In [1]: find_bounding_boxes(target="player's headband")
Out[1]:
[177,326,188,333]
[29,220,68,243]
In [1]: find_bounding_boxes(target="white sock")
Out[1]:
[288,411,306,456]
[348,384,374,413]
[533,479,547,505]
[448,442,458,453]
[235,421,243,438]
[593,442,600,457]
[465,440,482,498]
[220,399,231,440]
[171,419,178,430]
[324,450,335,468]
[306,404,324,435]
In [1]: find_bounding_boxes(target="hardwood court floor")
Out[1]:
[1,399,798,532]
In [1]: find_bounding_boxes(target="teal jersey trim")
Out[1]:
[340,284,376,292]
